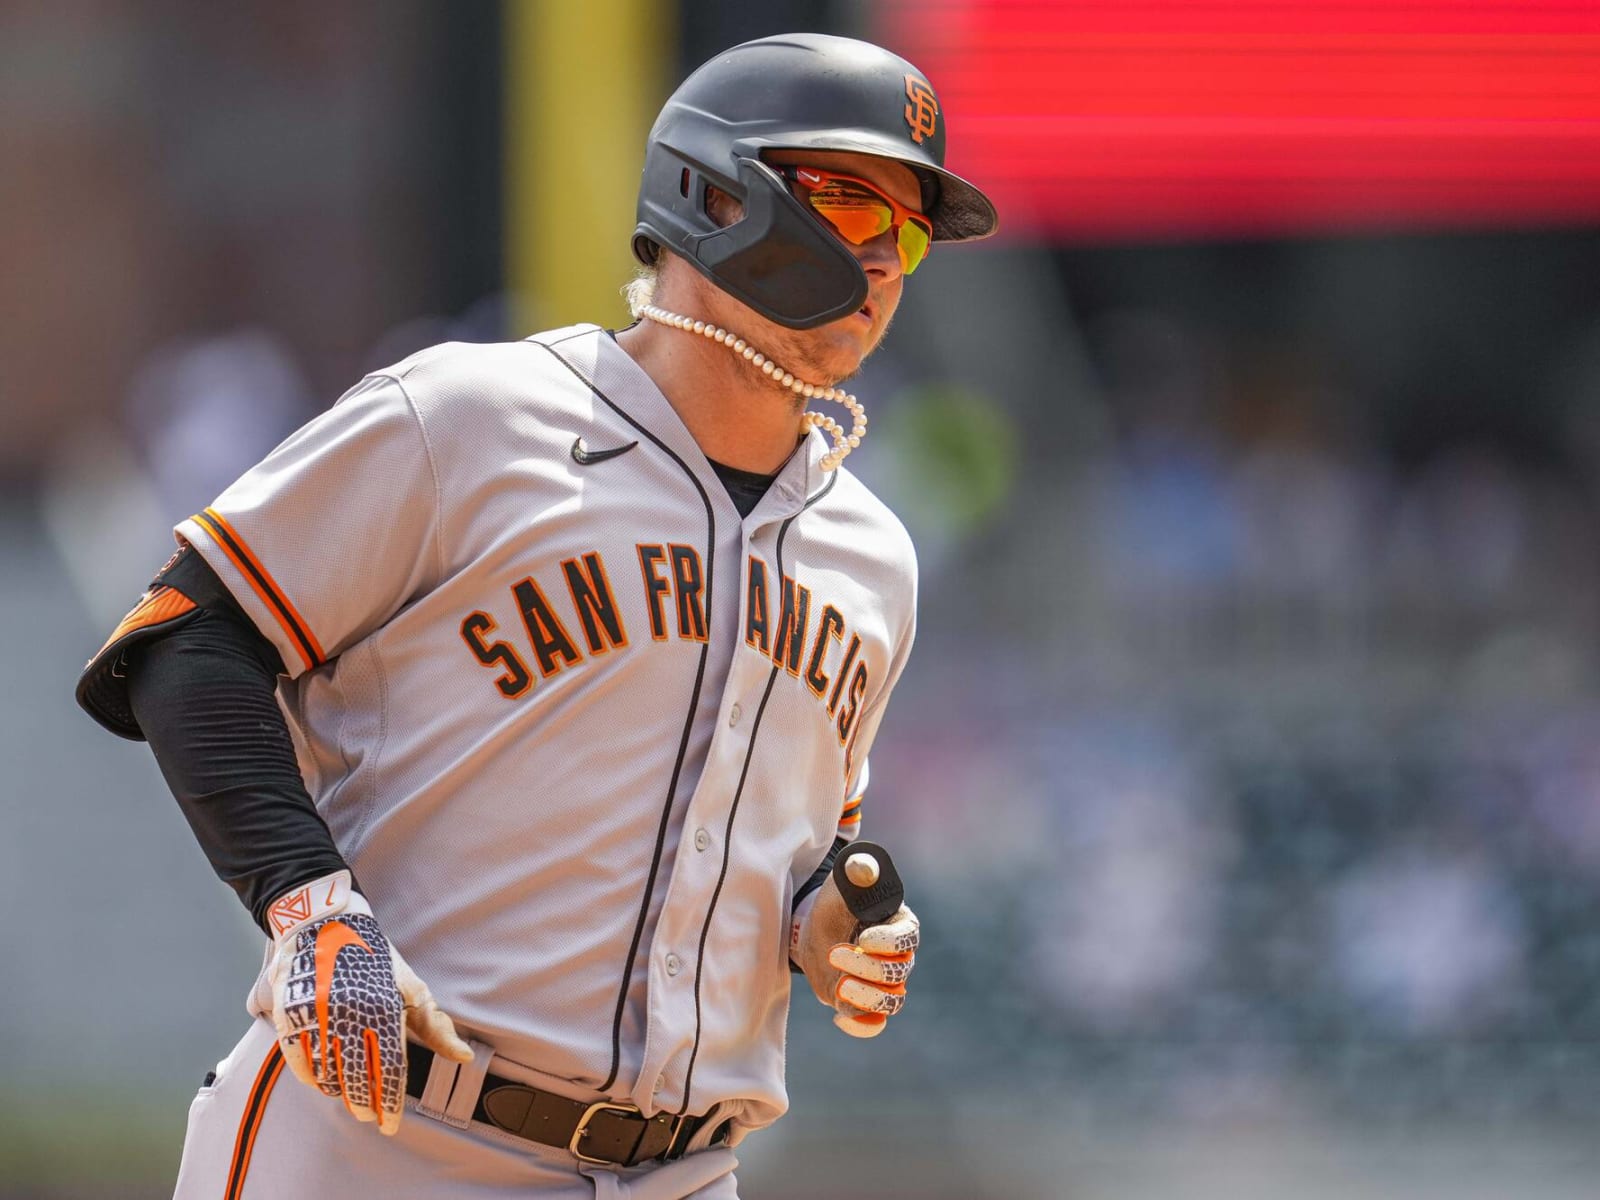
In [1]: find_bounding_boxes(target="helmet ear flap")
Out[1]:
[630,166,700,264]
[644,157,869,331]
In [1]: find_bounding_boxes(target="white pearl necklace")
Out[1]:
[639,304,867,471]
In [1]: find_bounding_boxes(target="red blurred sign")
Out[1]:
[877,0,1600,240]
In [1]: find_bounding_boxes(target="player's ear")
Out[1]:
[704,185,744,229]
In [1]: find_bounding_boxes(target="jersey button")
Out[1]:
[728,703,743,727]
[694,828,710,852]
[665,953,682,977]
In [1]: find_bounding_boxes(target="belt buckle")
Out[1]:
[569,1100,645,1165]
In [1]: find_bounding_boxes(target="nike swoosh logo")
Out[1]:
[314,920,374,1070]
[571,436,638,465]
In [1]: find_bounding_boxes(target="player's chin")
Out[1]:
[807,313,884,381]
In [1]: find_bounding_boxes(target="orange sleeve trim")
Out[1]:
[838,795,864,826]
[93,586,197,660]
[224,1045,285,1200]
[193,507,325,671]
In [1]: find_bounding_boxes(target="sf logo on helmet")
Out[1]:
[903,75,938,144]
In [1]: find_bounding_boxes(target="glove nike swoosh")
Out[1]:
[315,920,374,1066]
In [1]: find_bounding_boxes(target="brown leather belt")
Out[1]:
[405,1045,727,1167]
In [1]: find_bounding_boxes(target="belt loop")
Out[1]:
[660,1113,693,1161]
[416,1039,494,1129]
[444,1039,496,1128]
[415,1050,459,1124]
[678,1104,734,1155]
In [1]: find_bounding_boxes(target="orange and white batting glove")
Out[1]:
[791,872,919,1039]
[264,870,473,1135]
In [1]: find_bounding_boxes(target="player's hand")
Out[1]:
[264,870,473,1135]
[791,871,919,1038]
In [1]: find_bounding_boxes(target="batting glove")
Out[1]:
[264,870,473,1135]
[791,870,919,1039]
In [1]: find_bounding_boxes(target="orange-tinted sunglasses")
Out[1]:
[778,165,934,276]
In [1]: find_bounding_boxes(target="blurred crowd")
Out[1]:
[848,301,1600,1134]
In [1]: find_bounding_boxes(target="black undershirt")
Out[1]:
[122,459,787,933]
[707,458,777,519]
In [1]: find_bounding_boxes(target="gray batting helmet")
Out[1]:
[633,32,999,330]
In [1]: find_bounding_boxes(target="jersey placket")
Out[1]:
[631,473,814,1114]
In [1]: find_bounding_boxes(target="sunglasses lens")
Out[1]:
[807,186,893,246]
[796,171,934,275]
[897,219,932,275]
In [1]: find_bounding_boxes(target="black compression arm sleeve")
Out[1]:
[126,557,352,932]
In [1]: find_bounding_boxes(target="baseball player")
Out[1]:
[77,32,996,1199]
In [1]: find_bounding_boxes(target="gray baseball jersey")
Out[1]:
[174,324,917,1136]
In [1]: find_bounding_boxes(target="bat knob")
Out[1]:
[832,841,904,927]
[844,853,881,888]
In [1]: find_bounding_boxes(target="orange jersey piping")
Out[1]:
[224,1045,285,1200]
[192,508,325,671]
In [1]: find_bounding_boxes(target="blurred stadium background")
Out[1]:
[7,2,1600,1197]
